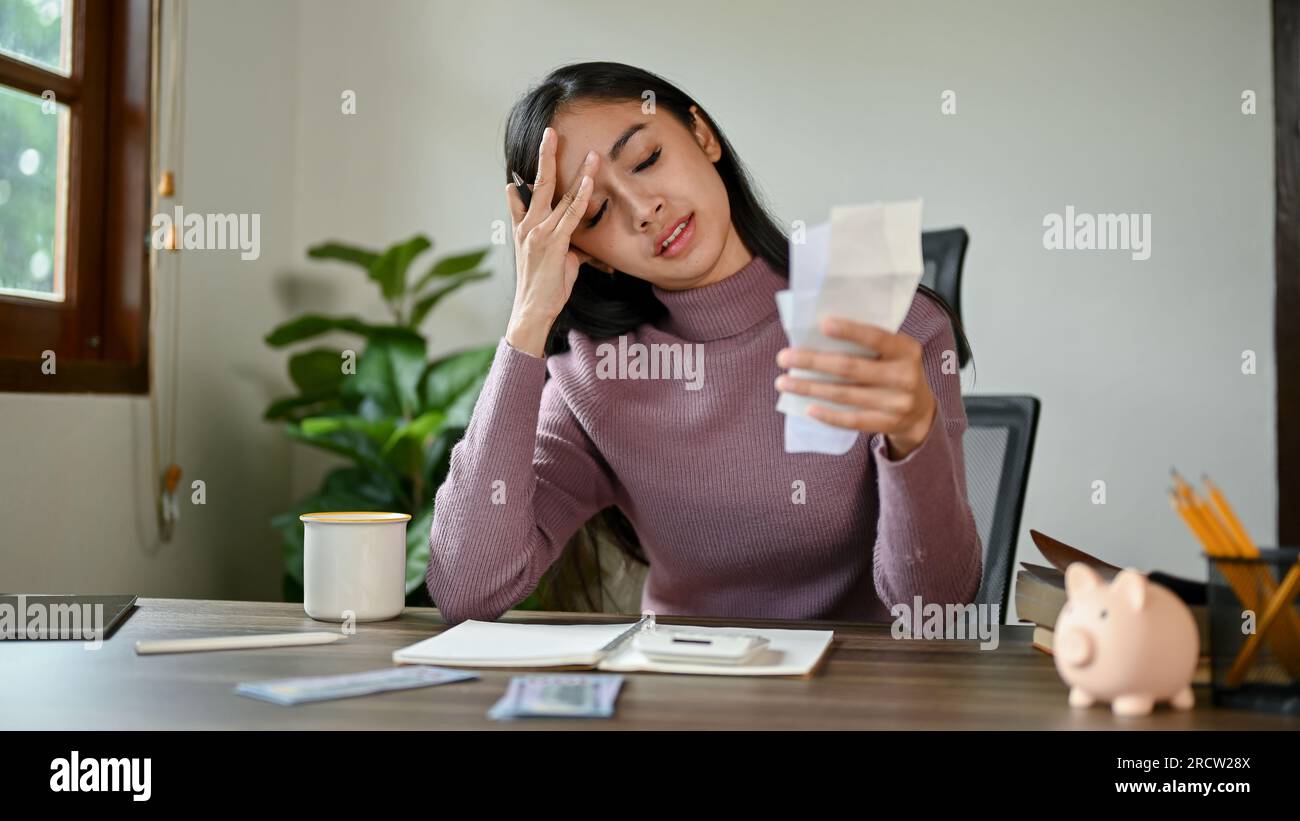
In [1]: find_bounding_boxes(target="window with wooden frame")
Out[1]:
[0,0,151,393]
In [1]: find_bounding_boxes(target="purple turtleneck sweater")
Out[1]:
[425,253,983,625]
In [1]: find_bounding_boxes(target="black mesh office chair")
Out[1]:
[962,395,1040,622]
[921,226,968,319]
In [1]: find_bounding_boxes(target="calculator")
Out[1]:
[632,629,770,665]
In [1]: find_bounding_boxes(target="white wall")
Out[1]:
[0,0,301,599]
[1,0,1276,616]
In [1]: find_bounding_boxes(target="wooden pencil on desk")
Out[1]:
[135,632,344,655]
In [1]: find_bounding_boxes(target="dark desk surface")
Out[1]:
[2,598,1294,730]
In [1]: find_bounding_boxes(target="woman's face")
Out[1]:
[547,99,753,291]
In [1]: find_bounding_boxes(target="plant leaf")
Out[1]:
[411,247,491,293]
[369,234,432,301]
[421,345,496,413]
[282,420,408,506]
[264,314,421,348]
[288,347,347,395]
[263,391,343,421]
[299,414,397,446]
[343,332,428,417]
[354,394,391,423]
[307,241,380,270]
[405,505,434,595]
[319,465,404,507]
[381,410,446,475]
[441,373,488,430]
[409,269,491,327]
[421,431,454,501]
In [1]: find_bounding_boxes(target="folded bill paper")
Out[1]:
[775,199,925,455]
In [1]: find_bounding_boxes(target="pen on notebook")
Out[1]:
[135,631,343,655]
[596,612,655,660]
[511,169,532,210]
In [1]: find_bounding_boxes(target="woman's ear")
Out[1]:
[688,104,723,162]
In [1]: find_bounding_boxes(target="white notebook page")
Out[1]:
[393,620,835,677]
[392,619,636,667]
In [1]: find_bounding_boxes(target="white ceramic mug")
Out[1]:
[301,512,410,622]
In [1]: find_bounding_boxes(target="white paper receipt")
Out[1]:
[775,198,925,455]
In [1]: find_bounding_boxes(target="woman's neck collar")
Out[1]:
[651,253,786,342]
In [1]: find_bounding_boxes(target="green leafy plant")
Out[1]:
[264,234,502,605]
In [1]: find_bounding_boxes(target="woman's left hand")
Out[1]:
[775,315,937,459]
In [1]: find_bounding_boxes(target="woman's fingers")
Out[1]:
[774,374,912,414]
[506,181,539,233]
[806,405,901,432]
[519,127,557,232]
[550,175,593,240]
[542,149,599,235]
[505,183,527,228]
[778,347,911,389]
[820,316,919,360]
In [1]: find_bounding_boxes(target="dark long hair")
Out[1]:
[503,62,973,610]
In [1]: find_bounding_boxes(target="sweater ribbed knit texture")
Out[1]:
[425,253,982,625]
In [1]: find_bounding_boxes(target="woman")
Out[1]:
[425,61,982,625]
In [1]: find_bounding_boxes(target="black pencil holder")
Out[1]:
[1205,547,1300,715]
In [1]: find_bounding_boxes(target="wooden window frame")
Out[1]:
[1277,0,1299,544]
[0,0,152,394]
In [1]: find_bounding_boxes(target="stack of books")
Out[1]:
[1016,530,1211,682]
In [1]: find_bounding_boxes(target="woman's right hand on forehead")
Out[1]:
[504,126,600,347]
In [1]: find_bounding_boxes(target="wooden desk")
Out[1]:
[2,598,1293,730]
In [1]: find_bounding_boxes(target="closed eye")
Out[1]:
[633,146,662,173]
[585,147,662,228]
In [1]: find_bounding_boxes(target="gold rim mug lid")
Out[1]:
[299,511,412,524]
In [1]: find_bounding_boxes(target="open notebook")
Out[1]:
[392,618,835,677]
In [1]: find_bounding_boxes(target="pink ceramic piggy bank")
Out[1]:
[1054,564,1199,716]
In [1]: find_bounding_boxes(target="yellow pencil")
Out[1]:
[1176,483,1238,557]
[1226,561,1300,686]
[1172,486,1268,618]
[1197,497,1243,557]
[1203,474,1259,557]
[1170,470,1300,679]
[1169,490,1223,556]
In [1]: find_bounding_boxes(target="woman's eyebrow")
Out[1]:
[607,122,648,161]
